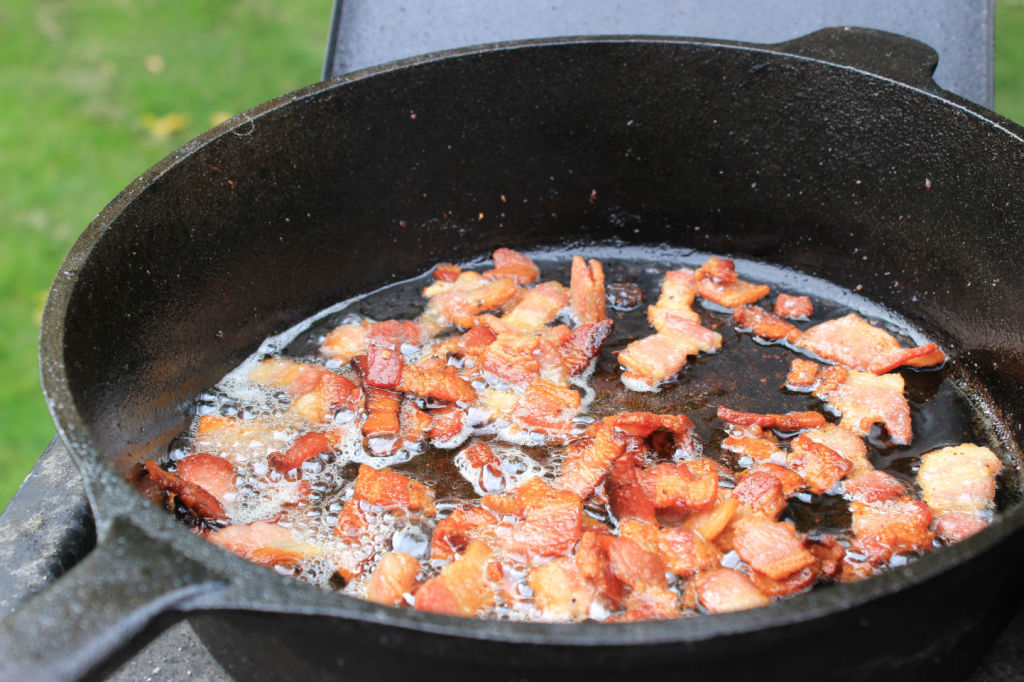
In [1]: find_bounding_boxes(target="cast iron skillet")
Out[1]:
[3,27,1024,682]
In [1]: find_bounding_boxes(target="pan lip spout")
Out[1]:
[35,34,1024,652]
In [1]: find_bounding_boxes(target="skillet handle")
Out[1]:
[0,516,226,682]
[771,26,942,93]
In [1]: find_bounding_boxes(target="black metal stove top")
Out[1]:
[2,2,1015,679]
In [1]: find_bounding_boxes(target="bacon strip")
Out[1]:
[648,268,699,330]
[511,379,581,438]
[528,557,594,620]
[208,520,318,566]
[431,505,498,561]
[269,432,333,473]
[692,568,769,614]
[732,518,816,580]
[433,263,461,282]
[481,478,583,560]
[730,471,787,521]
[570,256,607,324]
[414,541,499,616]
[717,406,825,431]
[501,281,570,331]
[397,364,477,404]
[618,315,722,389]
[918,444,1001,542]
[483,248,540,285]
[787,435,852,495]
[560,319,614,376]
[814,367,912,445]
[351,464,436,515]
[556,424,626,498]
[477,333,541,387]
[694,257,770,307]
[144,459,227,523]
[775,293,813,319]
[850,497,934,562]
[636,460,719,512]
[608,457,657,524]
[796,313,945,373]
[732,305,801,343]
[422,273,519,330]
[366,551,421,606]
[175,453,235,504]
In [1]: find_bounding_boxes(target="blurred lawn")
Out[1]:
[0,2,1022,510]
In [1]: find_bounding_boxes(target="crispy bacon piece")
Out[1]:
[843,470,907,504]
[248,357,327,395]
[732,306,801,343]
[576,531,624,609]
[397,363,477,404]
[813,367,912,445]
[731,471,787,521]
[601,411,695,442]
[423,273,519,330]
[807,535,846,580]
[681,492,740,541]
[321,322,369,362]
[175,453,235,504]
[618,314,722,389]
[365,345,404,389]
[787,435,852,495]
[918,444,1001,542]
[428,405,466,442]
[850,497,934,562]
[351,464,436,514]
[484,248,540,285]
[366,551,421,606]
[291,372,361,424]
[620,520,722,578]
[368,320,423,349]
[608,457,657,524]
[570,256,607,324]
[511,379,581,437]
[721,426,785,463]
[360,382,402,456]
[415,541,499,616]
[739,463,806,497]
[208,520,318,566]
[733,518,816,580]
[501,281,570,331]
[648,268,699,330]
[786,358,821,389]
[193,416,279,462]
[557,424,626,498]
[528,557,594,620]
[800,424,872,473]
[796,313,945,373]
[431,505,498,561]
[456,441,505,494]
[269,432,333,473]
[481,478,583,560]
[399,400,433,448]
[775,293,813,319]
[636,460,719,512]
[694,257,770,307]
[458,324,497,356]
[693,568,770,613]
[608,536,668,591]
[144,459,227,523]
[717,406,826,432]
[746,565,816,598]
[477,333,540,387]
[433,263,461,282]
[560,319,614,376]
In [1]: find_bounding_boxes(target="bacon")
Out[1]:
[681,492,739,541]
[321,322,369,362]
[636,460,719,511]
[481,478,583,560]
[648,268,699,330]
[619,315,722,389]
[787,435,852,495]
[351,464,436,515]
[601,411,695,442]
[850,497,934,562]
[458,324,497,356]
[774,293,813,319]
[208,521,318,567]
[368,320,423,350]
[144,459,227,523]
[360,384,402,456]
[560,319,614,376]
[269,432,333,473]
[428,405,466,442]
[570,256,607,324]
[433,263,462,282]
[501,281,570,331]
[843,470,907,504]
[918,444,1001,541]
[693,568,770,613]
[934,511,991,543]
[511,379,581,437]
[576,531,624,608]
[431,505,498,561]
[746,565,816,598]
[608,457,657,524]
[721,427,785,463]
[732,518,816,580]
[365,345,404,389]
[717,406,825,432]
[456,442,505,494]
[414,541,499,617]
[477,333,541,387]
[730,471,787,520]
[291,372,362,424]
[484,248,540,285]
[556,424,626,498]
[812,366,912,445]
[175,453,235,504]
[740,463,806,497]
[786,358,821,389]
[366,551,421,606]
[796,313,945,372]
[607,536,668,591]
[248,357,326,395]
[397,364,477,404]
[800,424,872,473]
[620,520,722,578]
[399,400,433,448]
[528,557,594,620]
[807,535,846,580]
[694,258,770,307]
[423,274,519,330]
[732,306,801,342]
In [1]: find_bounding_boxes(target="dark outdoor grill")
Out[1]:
[2,1,1022,680]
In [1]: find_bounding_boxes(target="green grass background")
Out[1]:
[1,2,1022,510]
